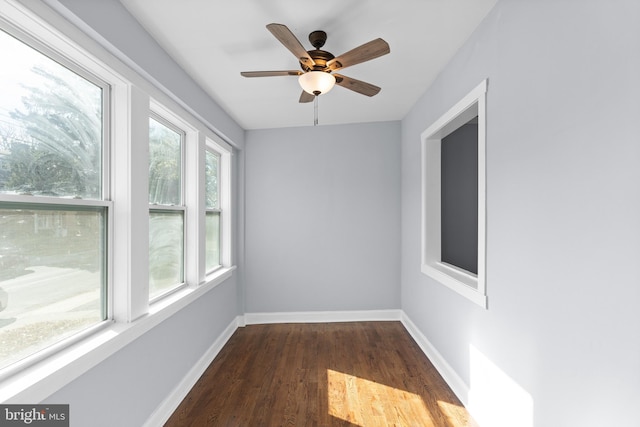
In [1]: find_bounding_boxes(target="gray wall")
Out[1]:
[245,122,401,313]
[401,1,640,426]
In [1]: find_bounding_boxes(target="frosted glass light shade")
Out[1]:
[299,71,336,95]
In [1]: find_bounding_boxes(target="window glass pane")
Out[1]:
[205,211,220,271]
[149,118,181,205]
[0,205,106,370]
[0,30,103,199]
[149,211,183,299]
[441,119,478,274]
[205,150,219,209]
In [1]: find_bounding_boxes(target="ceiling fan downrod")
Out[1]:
[314,95,319,126]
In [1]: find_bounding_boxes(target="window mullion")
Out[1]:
[112,84,150,322]
[185,132,205,286]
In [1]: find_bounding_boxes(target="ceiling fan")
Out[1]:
[241,23,390,103]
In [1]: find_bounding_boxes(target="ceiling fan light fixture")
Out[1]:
[299,71,335,96]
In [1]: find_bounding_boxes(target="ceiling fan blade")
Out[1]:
[299,90,315,103]
[266,23,316,67]
[327,38,390,71]
[241,70,302,77]
[334,74,381,97]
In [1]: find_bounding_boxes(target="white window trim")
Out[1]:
[0,0,237,403]
[151,99,206,292]
[148,108,189,302]
[204,149,222,274]
[421,79,488,308]
[0,1,115,379]
[206,135,233,273]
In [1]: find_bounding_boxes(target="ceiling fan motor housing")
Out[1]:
[299,30,337,72]
[302,49,335,72]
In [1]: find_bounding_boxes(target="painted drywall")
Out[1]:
[401,1,640,426]
[245,122,401,313]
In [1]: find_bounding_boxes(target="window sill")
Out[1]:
[0,266,236,403]
[422,261,487,308]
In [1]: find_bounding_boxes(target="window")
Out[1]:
[148,116,184,300]
[0,26,109,370]
[0,1,236,401]
[441,118,478,274]
[205,137,232,275]
[205,149,221,272]
[421,80,487,308]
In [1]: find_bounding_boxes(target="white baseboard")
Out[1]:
[143,315,241,427]
[243,309,402,325]
[400,312,470,406]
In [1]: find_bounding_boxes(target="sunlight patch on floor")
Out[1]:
[327,368,434,426]
[437,400,473,426]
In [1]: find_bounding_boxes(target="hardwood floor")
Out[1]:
[164,322,477,427]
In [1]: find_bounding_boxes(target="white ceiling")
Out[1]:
[119,0,497,130]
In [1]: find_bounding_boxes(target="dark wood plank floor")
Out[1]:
[165,321,477,427]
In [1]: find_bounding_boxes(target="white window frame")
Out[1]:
[205,136,233,275]
[204,148,222,274]
[421,79,487,308]
[0,10,113,378]
[148,110,187,302]
[0,0,236,403]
